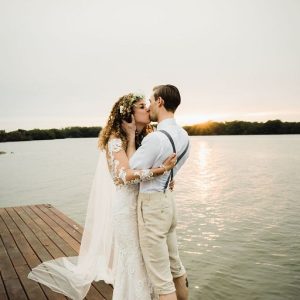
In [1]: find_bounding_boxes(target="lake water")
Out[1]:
[1,135,300,300]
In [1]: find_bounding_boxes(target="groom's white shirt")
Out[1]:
[129,118,190,193]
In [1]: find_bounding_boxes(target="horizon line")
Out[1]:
[1,118,300,133]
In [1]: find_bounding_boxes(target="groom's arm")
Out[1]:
[129,133,161,169]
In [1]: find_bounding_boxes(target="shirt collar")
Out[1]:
[157,118,176,130]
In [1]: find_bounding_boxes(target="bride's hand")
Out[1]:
[163,153,177,171]
[122,115,136,140]
[169,179,175,191]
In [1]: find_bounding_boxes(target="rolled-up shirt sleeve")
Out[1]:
[129,133,161,169]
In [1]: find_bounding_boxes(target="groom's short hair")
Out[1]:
[153,84,181,112]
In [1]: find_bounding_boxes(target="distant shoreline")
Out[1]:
[0,120,300,143]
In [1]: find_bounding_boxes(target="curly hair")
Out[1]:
[98,93,152,150]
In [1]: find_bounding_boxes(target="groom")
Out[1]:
[129,85,190,300]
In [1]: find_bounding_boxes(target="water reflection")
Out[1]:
[175,136,300,299]
[198,141,209,171]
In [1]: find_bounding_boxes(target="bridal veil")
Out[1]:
[28,150,116,300]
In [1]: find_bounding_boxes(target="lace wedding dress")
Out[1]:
[28,137,154,300]
[107,138,153,300]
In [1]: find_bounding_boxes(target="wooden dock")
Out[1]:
[0,204,113,300]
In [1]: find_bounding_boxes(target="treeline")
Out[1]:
[1,120,300,142]
[183,120,300,135]
[0,126,102,142]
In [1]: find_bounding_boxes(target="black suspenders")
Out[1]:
[159,130,190,192]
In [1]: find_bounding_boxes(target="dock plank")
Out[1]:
[0,218,19,281]
[0,205,113,300]
[1,207,67,300]
[47,205,83,235]
[0,214,46,299]
[30,205,80,254]
[0,226,28,299]
[38,205,82,243]
[21,206,76,257]
[0,272,8,300]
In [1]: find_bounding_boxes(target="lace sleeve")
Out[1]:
[107,138,155,186]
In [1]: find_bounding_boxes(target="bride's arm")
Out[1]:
[107,138,175,186]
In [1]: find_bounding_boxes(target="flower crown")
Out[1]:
[119,93,144,116]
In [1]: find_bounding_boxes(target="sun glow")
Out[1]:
[176,114,230,126]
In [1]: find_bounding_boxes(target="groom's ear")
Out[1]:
[157,97,165,107]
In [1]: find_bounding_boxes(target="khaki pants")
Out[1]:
[138,190,186,296]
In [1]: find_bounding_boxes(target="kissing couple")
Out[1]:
[28,84,190,300]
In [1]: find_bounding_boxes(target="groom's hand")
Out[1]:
[163,153,177,171]
[169,179,175,191]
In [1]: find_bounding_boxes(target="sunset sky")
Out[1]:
[0,0,299,131]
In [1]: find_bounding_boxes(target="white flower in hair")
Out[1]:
[119,105,124,114]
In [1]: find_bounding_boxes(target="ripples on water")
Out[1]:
[176,136,300,300]
[1,135,300,299]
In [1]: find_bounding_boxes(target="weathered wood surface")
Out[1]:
[0,204,113,300]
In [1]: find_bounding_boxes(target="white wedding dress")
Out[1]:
[107,138,153,299]
[28,137,154,300]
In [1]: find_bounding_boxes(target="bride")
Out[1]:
[28,93,177,300]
